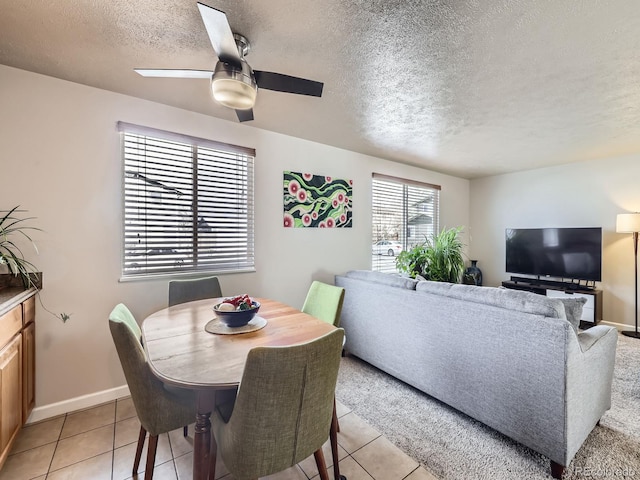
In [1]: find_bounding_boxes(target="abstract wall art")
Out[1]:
[283,171,352,228]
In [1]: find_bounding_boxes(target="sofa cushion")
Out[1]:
[415,281,566,319]
[558,297,587,332]
[344,270,419,290]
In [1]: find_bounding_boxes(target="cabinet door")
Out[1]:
[22,296,35,326]
[546,289,596,323]
[0,334,22,462]
[22,322,35,422]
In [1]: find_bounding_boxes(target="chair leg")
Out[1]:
[144,434,159,480]
[551,461,565,479]
[330,403,346,480]
[183,425,188,437]
[209,431,218,480]
[133,426,147,474]
[314,448,330,480]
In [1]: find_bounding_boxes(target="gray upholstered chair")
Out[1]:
[109,304,196,480]
[211,328,345,480]
[168,275,222,307]
[168,275,233,439]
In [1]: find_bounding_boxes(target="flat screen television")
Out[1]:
[505,227,602,282]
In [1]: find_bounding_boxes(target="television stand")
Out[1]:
[507,276,596,291]
[502,277,602,329]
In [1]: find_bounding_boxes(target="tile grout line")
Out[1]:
[44,411,68,477]
[111,399,118,480]
[402,465,423,480]
[45,426,118,477]
[331,433,383,480]
[42,400,122,478]
[166,430,184,479]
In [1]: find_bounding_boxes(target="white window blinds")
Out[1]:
[371,173,440,274]
[118,122,255,278]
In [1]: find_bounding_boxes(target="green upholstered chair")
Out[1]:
[302,281,346,443]
[168,275,222,307]
[109,304,196,480]
[211,329,345,480]
[301,281,345,327]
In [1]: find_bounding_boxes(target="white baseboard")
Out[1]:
[27,385,131,424]
[599,320,633,331]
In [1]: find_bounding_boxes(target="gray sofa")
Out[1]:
[334,270,618,479]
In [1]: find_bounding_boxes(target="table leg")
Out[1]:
[194,391,216,480]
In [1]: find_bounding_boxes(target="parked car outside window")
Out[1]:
[372,240,403,256]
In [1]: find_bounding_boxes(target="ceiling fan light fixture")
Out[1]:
[134,7,324,122]
[211,61,257,110]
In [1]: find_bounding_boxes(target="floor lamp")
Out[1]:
[617,213,640,339]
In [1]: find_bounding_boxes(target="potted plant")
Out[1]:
[396,226,465,283]
[0,206,70,322]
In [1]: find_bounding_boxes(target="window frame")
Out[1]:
[118,122,256,281]
[371,173,441,274]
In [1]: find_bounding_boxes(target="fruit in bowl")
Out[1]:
[213,294,260,327]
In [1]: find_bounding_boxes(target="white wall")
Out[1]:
[469,155,640,330]
[0,64,469,413]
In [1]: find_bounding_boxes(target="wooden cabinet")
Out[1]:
[0,290,36,469]
[0,334,22,462]
[22,313,35,422]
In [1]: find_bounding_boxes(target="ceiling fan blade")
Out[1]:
[135,69,213,79]
[236,109,254,122]
[197,2,241,66]
[254,71,323,97]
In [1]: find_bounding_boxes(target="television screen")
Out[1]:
[505,227,602,281]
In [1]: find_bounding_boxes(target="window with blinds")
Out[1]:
[371,173,440,274]
[118,122,255,278]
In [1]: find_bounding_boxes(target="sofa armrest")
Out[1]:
[576,325,616,353]
[563,325,617,465]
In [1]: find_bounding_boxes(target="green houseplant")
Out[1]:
[0,206,40,284]
[0,206,70,322]
[396,226,465,283]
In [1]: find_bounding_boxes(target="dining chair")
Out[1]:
[301,280,345,328]
[210,328,346,480]
[109,304,196,480]
[302,280,346,442]
[168,275,236,438]
[168,275,222,307]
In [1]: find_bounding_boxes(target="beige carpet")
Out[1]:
[336,332,640,479]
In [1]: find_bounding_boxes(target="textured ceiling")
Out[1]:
[2,0,640,178]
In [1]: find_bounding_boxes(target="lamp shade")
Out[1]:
[616,213,640,233]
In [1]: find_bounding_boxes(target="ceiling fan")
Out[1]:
[135,2,324,122]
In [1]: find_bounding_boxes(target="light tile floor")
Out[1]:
[0,397,438,480]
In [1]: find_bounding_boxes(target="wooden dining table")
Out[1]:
[141,297,337,480]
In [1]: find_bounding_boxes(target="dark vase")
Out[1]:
[463,260,483,286]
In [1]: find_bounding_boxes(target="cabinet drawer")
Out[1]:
[22,296,35,326]
[573,293,595,310]
[0,306,22,348]
[546,289,599,323]
[546,289,595,309]
[581,306,595,322]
